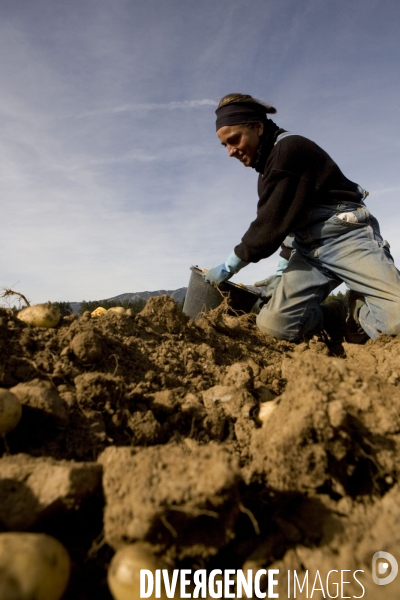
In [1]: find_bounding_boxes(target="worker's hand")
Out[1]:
[254,276,276,287]
[203,251,249,286]
[254,274,282,301]
[202,264,233,285]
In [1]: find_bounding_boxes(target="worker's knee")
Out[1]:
[256,304,299,341]
[359,300,400,338]
[377,315,400,337]
[256,298,325,342]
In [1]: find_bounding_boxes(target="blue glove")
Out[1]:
[203,263,233,285]
[275,256,290,274]
[203,251,249,285]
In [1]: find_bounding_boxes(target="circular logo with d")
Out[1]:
[372,551,398,586]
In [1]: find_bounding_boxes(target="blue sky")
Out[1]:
[1,0,400,303]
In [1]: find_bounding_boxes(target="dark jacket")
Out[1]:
[234,131,364,263]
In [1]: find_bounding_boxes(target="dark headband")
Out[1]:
[215,101,268,131]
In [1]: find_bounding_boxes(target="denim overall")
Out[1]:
[257,135,400,341]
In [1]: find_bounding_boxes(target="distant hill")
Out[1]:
[69,287,187,314]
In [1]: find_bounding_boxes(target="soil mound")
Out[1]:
[0,299,399,598]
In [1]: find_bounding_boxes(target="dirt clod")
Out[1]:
[0,453,102,529]
[99,442,241,559]
[11,378,69,427]
[70,331,103,364]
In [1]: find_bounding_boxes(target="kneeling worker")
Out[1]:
[203,93,400,343]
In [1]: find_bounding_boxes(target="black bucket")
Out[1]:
[182,266,260,320]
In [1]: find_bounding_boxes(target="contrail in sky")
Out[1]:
[78,99,218,117]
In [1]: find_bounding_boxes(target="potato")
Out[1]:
[91,306,107,317]
[0,532,70,600]
[108,543,176,600]
[0,388,22,436]
[17,303,61,328]
[107,307,126,315]
[258,399,279,427]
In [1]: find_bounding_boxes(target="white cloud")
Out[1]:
[77,98,218,118]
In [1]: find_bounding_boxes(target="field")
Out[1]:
[1,296,399,599]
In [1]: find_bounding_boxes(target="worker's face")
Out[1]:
[217,122,264,167]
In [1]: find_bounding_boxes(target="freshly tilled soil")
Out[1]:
[0,296,400,599]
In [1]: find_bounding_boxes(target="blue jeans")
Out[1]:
[256,202,400,341]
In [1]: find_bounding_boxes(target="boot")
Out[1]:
[345,291,369,344]
[320,299,348,343]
